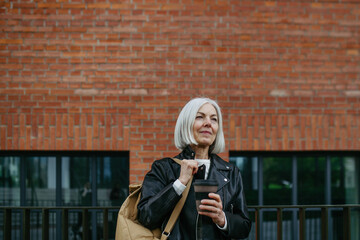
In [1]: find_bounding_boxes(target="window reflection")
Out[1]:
[230,156,258,205]
[1,153,129,208]
[97,156,128,206]
[60,155,129,207]
[0,152,129,240]
[331,156,359,204]
[230,152,359,240]
[263,157,292,205]
[298,156,325,205]
[0,156,20,206]
[230,153,360,206]
[26,157,56,206]
[62,157,91,206]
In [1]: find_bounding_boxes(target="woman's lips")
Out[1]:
[200,131,212,135]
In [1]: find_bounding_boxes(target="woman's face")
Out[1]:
[192,103,219,148]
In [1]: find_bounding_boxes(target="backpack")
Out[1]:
[115,158,192,240]
[115,183,161,239]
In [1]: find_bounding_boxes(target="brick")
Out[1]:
[88,3,111,9]
[0,1,360,179]
[0,39,23,44]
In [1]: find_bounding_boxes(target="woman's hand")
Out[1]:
[198,193,226,228]
[178,160,198,185]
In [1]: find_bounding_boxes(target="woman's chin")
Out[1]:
[196,141,214,148]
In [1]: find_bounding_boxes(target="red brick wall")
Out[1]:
[1,1,359,182]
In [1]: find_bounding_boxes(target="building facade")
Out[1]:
[1,0,359,239]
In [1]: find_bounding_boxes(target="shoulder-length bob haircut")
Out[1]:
[174,98,225,154]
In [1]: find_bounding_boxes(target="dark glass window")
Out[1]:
[26,156,56,206]
[230,152,359,205]
[263,156,292,205]
[0,151,129,207]
[298,156,326,205]
[0,156,21,206]
[97,156,128,206]
[230,156,258,205]
[0,151,129,239]
[331,156,359,204]
[230,151,360,240]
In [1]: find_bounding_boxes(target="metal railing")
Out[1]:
[1,206,120,240]
[1,205,359,240]
[248,204,360,240]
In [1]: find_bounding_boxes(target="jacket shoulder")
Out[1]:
[149,157,180,175]
[152,157,178,167]
[212,154,238,171]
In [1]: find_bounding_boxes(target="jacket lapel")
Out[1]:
[208,157,232,192]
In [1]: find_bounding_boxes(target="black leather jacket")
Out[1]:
[138,146,251,239]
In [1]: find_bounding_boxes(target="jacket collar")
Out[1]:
[176,146,233,191]
[211,154,233,171]
[177,145,232,170]
[178,145,196,159]
[208,155,232,191]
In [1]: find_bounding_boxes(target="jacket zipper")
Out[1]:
[223,189,226,211]
[196,213,199,240]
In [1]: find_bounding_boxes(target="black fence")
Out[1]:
[1,205,359,240]
[248,205,360,240]
[1,207,120,240]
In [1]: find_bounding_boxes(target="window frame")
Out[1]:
[0,150,129,207]
[229,150,360,206]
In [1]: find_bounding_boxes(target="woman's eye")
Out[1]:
[196,116,203,119]
[212,118,218,122]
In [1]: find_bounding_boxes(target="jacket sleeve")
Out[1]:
[137,159,182,229]
[222,167,252,239]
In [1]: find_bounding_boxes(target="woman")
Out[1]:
[138,98,251,239]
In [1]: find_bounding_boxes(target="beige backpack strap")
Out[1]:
[160,158,193,240]
[171,157,181,165]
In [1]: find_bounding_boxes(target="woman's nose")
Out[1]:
[203,117,211,126]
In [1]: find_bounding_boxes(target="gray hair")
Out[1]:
[174,98,225,154]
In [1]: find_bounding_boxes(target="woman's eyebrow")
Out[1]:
[197,111,217,117]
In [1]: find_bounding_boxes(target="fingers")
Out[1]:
[208,193,221,203]
[178,160,198,185]
[199,193,222,211]
[181,159,198,174]
[198,193,226,227]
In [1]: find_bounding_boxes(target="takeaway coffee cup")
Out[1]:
[193,179,218,212]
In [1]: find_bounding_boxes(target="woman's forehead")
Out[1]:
[197,103,217,115]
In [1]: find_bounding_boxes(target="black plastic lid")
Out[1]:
[193,179,218,186]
